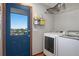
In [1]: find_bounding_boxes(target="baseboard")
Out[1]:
[33,52,43,56]
[33,51,46,56]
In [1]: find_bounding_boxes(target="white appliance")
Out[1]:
[43,33,57,56]
[57,31,79,56]
[43,32,79,56]
[57,37,79,56]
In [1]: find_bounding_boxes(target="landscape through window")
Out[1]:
[10,13,28,35]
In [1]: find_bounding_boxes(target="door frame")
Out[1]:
[2,3,32,56]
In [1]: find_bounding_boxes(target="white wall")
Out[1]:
[22,3,54,55]
[54,3,79,31]
[31,4,54,55]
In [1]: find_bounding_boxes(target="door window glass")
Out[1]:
[10,13,28,36]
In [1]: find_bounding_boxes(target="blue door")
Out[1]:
[5,3,31,56]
